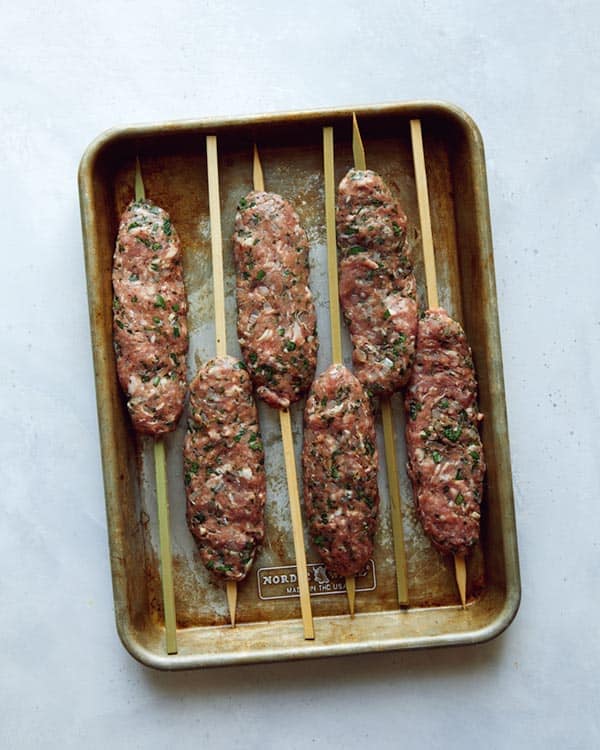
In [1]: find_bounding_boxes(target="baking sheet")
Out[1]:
[79,102,520,669]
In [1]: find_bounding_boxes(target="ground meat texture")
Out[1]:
[184,355,266,581]
[232,191,318,409]
[404,309,486,556]
[337,169,417,397]
[302,364,379,578]
[112,200,188,435]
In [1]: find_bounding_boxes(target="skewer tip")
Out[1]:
[345,575,356,617]
[134,155,145,202]
[351,113,367,171]
[454,554,467,609]
[253,143,265,192]
[226,580,238,627]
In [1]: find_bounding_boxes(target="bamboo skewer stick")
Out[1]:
[351,114,410,607]
[206,137,228,359]
[135,158,178,654]
[409,119,467,608]
[154,440,178,652]
[323,125,356,616]
[252,144,315,640]
[206,134,238,627]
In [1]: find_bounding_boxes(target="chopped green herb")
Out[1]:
[154,294,166,308]
[443,425,462,442]
[470,450,480,463]
[150,261,160,271]
[152,316,161,325]
[456,468,463,480]
[234,360,247,370]
[383,309,391,320]
[439,398,449,409]
[409,401,422,421]
[313,535,326,547]
[256,269,266,281]
[455,493,465,505]
[151,242,162,251]
[128,273,139,282]
[116,319,124,330]
[432,450,442,464]
[392,221,403,237]
[163,220,172,236]
[173,324,180,338]
[172,303,180,312]
[331,465,339,479]
[348,245,363,255]
[248,352,257,364]
[248,433,263,451]
[284,340,296,352]
[127,222,141,230]
[238,197,248,209]
[170,353,180,366]
[152,376,160,387]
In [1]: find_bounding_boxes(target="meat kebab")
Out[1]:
[184,136,267,625]
[329,114,412,606]
[230,145,317,638]
[336,168,418,397]
[405,309,485,557]
[232,191,318,409]
[301,127,381,613]
[408,119,486,604]
[112,162,189,654]
[113,199,188,434]
[184,355,266,581]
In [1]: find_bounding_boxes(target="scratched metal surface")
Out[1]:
[79,103,519,668]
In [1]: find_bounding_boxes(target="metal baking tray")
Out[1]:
[79,102,520,670]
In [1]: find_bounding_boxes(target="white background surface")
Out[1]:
[2,1,599,747]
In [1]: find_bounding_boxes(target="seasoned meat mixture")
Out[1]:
[184,355,266,581]
[232,191,318,409]
[302,364,379,577]
[112,200,188,435]
[337,169,417,397]
[405,309,486,556]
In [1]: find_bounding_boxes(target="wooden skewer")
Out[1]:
[323,125,356,616]
[252,144,315,640]
[154,440,178,652]
[206,134,238,627]
[226,577,237,627]
[351,114,410,607]
[206,137,228,359]
[135,158,178,654]
[409,119,467,608]
[454,554,467,607]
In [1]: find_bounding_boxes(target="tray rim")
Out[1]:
[78,100,521,671]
